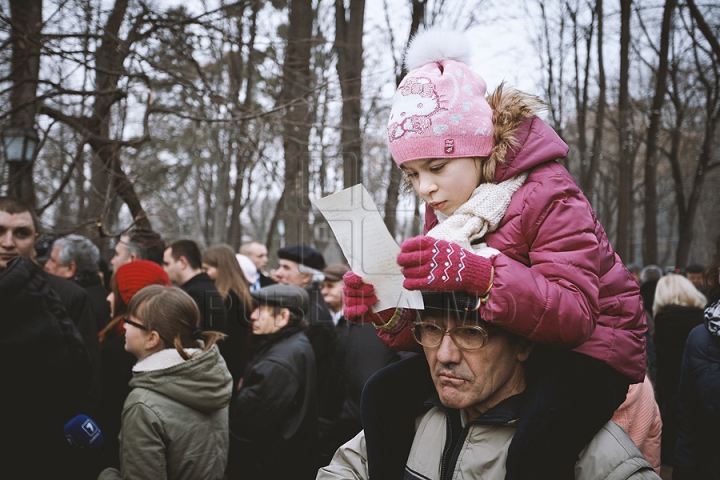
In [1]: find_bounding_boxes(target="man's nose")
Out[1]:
[435,333,462,364]
[0,231,14,248]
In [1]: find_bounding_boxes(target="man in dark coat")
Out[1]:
[274,244,335,425]
[674,300,720,479]
[0,198,100,412]
[229,284,318,480]
[44,234,111,332]
[163,239,227,333]
[239,240,275,291]
[0,196,95,479]
[319,263,408,466]
[110,228,165,271]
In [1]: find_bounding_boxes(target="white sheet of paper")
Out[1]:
[313,184,424,312]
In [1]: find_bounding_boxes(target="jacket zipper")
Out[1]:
[439,408,452,480]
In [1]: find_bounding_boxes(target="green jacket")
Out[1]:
[99,345,232,480]
[318,406,661,480]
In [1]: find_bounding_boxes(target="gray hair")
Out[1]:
[53,234,100,276]
[641,265,664,284]
[297,262,325,284]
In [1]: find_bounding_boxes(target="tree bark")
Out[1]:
[643,0,677,266]
[228,1,259,249]
[383,0,424,239]
[616,0,633,262]
[582,0,605,202]
[335,0,365,189]
[277,0,314,246]
[569,1,593,178]
[7,0,42,206]
[685,0,720,60]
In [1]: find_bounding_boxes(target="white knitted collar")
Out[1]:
[428,173,528,250]
[133,347,203,372]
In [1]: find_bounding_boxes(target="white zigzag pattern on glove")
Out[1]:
[428,239,441,283]
[456,249,466,282]
[441,243,455,282]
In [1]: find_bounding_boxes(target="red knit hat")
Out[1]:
[116,260,170,304]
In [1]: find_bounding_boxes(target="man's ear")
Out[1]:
[300,273,313,287]
[276,308,291,329]
[179,256,189,270]
[517,340,534,363]
[129,252,139,262]
[67,261,77,277]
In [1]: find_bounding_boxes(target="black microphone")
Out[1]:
[64,414,104,450]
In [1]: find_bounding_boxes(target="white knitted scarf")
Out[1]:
[427,172,528,251]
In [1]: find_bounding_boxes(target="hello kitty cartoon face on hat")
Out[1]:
[386,28,495,166]
[387,77,446,142]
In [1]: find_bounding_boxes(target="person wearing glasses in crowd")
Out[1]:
[98,286,232,480]
[342,27,646,480]
[96,260,171,470]
[318,291,660,480]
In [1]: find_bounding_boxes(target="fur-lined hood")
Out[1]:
[484,85,569,183]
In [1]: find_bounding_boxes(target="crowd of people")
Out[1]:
[2,26,719,480]
[0,193,404,479]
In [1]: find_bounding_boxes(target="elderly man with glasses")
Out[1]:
[317,291,660,480]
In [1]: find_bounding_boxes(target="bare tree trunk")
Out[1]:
[40,0,153,237]
[335,0,365,188]
[569,1,592,175]
[277,0,314,246]
[582,0,605,201]
[674,105,720,268]
[86,0,131,229]
[411,194,421,238]
[384,165,403,239]
[675,0,720,267]
[8,0,42,206]
[383,0,424,239]
[212,131,231,245]
[643,0,677,265]
[616,0,633,261]
[686,0,720,60]
[228,1,259,249]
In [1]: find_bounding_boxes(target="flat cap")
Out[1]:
[421,291,482,313]
[323,263,350,282]
[277,244,326,271]
[251,284,309,316]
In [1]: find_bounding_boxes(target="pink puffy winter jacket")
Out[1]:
[379,89,647,383]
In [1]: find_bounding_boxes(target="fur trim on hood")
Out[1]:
[481,84,548,184]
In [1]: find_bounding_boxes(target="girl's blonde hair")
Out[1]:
[127,285,226,360]
[653,273,708,315]
[202,244,253,309]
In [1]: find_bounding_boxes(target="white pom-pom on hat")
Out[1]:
[389,26,493,166]
[404,26,472,72]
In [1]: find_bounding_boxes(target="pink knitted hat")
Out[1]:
[387,28,494,166]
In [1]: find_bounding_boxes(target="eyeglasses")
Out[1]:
[123,316,148,331]
[412,321,490,350]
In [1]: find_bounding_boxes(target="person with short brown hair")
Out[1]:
[163,240,227,334]
[98,285,232,480]
[229,284,318,480]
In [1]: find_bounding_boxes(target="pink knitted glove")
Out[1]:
[342,271,397,325]
[397,236,493,294]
